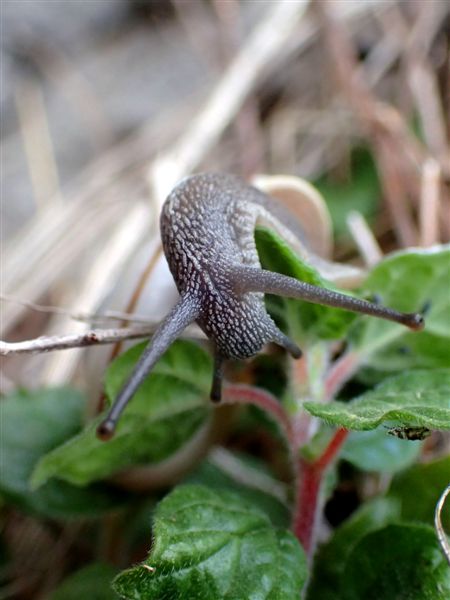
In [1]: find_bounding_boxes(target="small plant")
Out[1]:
[4,229,448,599]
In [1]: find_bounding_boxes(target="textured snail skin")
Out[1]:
[97,173,424,440]
[161,173,303,361]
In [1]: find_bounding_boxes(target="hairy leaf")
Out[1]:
[32,341,211,487]
[104,339,212,415]
[307,497,401,599]
[113,485,307,600]
[388,455,450,529]
[255,227,355,342]
[352,245,450,370]
[341,523,450,599]
[186,453,290,528]
[0,388,126,518]
[341,427,421,472]
[304,369,450,431]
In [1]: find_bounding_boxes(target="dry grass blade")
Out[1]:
[40,202,154,385]
[435,484,450,566]
[150,0,310,205]
[346,211,383,267]
[314,0,431,248]
[14,80,61,210]
[388,2,450,177]
[419,159,441,247]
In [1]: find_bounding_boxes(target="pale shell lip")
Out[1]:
[252,174,333,259]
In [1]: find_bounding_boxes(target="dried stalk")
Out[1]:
[2,95,203,335]
[385,2,450,176]
[211,0,265,177]
[150,0,311,205]
[0,323,203,356]
[346,211,383,267]
[314,0,427,247]
[0,327,158,356]
[419,159,441,247]
[14,81,62,210]
[41,202,154,385]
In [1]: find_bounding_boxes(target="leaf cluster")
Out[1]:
[2,235,449,599]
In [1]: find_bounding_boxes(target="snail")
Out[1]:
[97,173,424,440]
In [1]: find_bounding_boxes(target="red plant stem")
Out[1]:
[222,384,350,557]
[315,427,349,472]
[223,384,296,451]
[324,350,359,401]
[294,458,322,555]
[293,428,349,555]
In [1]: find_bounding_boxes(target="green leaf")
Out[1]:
[341,427,421,473]
[341,523,450,600]
[0,388,126,519]
[48,563,119,600]
[388,455,450,529]
[255,227,355,342]
[307,497,401,600]
[186,453,290,528]
[104,339,212,416]
[32,410,207,487]
[113,484,307,600]
[32,341,211,487]
[352,245,450,370]
[304,369,450,431]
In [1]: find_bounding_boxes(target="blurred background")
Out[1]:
[2,0,449,392]
[1,2,449,595]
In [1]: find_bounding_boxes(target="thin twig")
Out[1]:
[0,327,157,356]
[0,324,203,356]
[374,135,418,247]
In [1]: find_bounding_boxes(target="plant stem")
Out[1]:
[221,384,350,558]
[324,350,360,400]
[293,428,349,555]
[223,384,296,451]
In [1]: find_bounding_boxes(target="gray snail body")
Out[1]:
[161,173,303,361]
[97,173,424,439]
